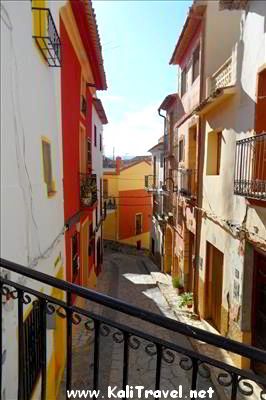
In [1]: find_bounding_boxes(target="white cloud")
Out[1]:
[102,104,163,157]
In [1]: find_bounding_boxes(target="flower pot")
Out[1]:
[187,303,193,309]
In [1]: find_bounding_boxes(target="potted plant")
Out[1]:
[179,292,193,309]
[172,276,184,295]
[81,183,92,206]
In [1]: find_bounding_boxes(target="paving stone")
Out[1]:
[59,246,220,399]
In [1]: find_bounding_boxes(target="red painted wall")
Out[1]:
[118,189,152,240]
[61,17,95,285]
[61,18,81,221]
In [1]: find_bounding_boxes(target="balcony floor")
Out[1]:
[59,243,218,398]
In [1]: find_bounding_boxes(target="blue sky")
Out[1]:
[93,0,192,158]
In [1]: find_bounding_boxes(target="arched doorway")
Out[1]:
[164,226,173,274]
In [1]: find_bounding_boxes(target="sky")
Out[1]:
[93,0,192,159]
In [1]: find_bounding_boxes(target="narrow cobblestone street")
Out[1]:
[60,244,218,399]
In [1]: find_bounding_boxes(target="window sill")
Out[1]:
[48,190,57,198]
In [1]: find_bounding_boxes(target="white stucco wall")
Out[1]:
[92,103,104,261]
[0,1,66,398]
[149,145,164,266]
[199,1,266,334]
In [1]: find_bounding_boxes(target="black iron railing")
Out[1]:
[153,194,162,217]
[178,169,197,199]
[144,175,156,191]
[105,197,117,210]
[32,8,61,67]
[234,133,266,200]
[79,173,97,208]
[1,258,266,400]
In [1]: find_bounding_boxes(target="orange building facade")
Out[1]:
[103,158,152,249]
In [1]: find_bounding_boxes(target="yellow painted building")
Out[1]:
[103,157,152,249]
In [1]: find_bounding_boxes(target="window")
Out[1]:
[80,75,87,115]
[23,301,42,400]
[87,138,92,168]
[100,178,103,217]
[192,45,200,82]
[32,1,61,67]
[177,206,183,227]
[144,175,149,188]
[181,68,187,97]
[79,124,87,174]
[178,139,184,162]
[135,213,142,235]
[153,156,156,186]
[94,125,97,147]
[72,233,79,282]
[255,67,266,133]
[206,131,222,175]
[42,138,55,196]
[160,153,164,168]
[100,134,102,151]
[96,207,98,227]
[103,179,108,199]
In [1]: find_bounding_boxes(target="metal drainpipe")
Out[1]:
[158,108,166,272]
[193,10,206,315]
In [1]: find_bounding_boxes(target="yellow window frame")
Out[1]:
[41,136,56,198]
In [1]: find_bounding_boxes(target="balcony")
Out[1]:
[178,169,197,199]
[234,133,266,200]
[79,173,97,208]
[32,8,61,67]
[144,175,156,191]
[0,258,266,399]
[153,194,163,219]
[105,197,117,210]
[210,56,233,93]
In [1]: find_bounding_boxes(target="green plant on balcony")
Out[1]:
[81,182,92,206]
[179,292,193,308]
[172,276,184,295]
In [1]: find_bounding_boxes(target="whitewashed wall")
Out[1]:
[0,1,66,398]
[150,146,164,266]
[199,1,266,333]
[92,103,104,261]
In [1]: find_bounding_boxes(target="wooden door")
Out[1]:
[80,218,89,287]
[211,246,224,332]
[252,250,266,375]
[205,243,224,332]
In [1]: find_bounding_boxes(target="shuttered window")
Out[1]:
[42,139,55,196]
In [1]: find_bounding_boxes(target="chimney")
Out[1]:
[116,156,122,175]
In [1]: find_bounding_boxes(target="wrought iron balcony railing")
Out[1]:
[79,173,97,208]
[32,8,61,67]
[105,197,117,210]
[144,175,156,191]
[178,169,197,199]
[0,258,266,399]
[234,133,266,200]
